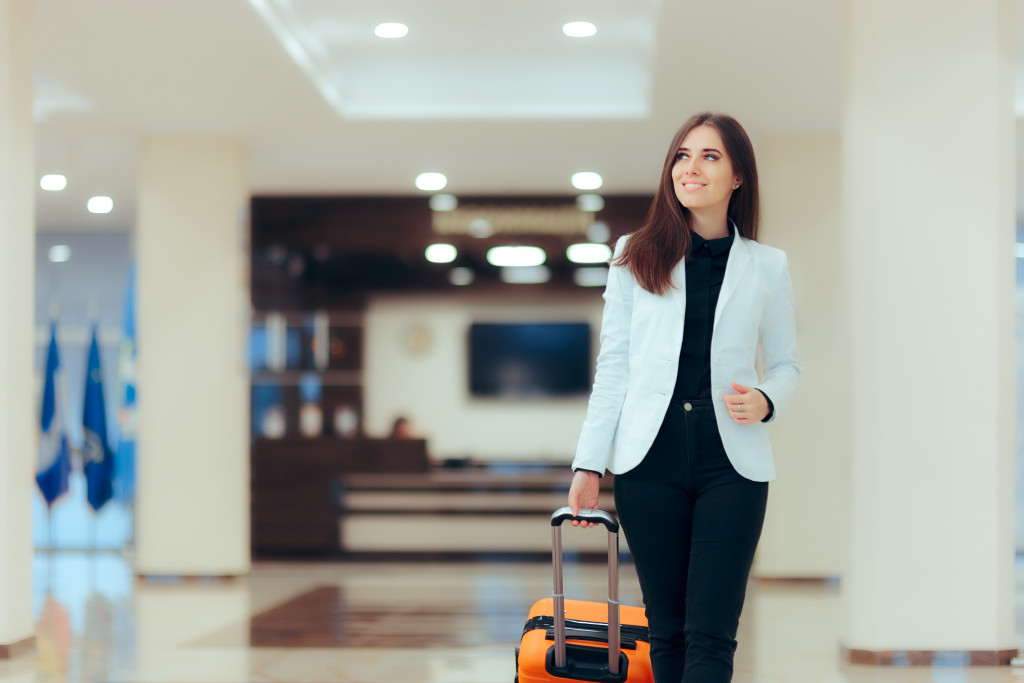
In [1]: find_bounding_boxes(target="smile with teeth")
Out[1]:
[682,182,706,190]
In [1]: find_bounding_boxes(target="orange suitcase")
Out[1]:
[515,508,654,683]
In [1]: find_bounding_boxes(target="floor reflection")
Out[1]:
[1,553,1021,682]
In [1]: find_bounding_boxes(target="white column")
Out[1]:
[135,137,250,576]
[755,132,848,580]
[843,0,1015,659]
[0,0,36,655]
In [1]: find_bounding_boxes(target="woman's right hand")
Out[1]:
[567,470,602,528]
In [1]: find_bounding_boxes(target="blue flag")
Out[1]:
[83,323,113,511]
[115,264,137,503]
[37,321,71,508]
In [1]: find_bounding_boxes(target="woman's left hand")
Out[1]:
[724,382,768,424]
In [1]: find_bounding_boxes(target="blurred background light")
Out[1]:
[563,21,597,38]
[576,194,605,212]
[500,266,551,284]
[429,193,458,211]
[468,218,493,238]
[415,172,447,191]
[48,245,71,263]
[87,196,113,214]
[571,172,603,190]
[448,267,475,286]
[40,174,67,191]
[573,267,609,287]
[374,22,409,38]
[587,221,611,243]
[567,243,612,264]
[425,243,457,263]
[487,246,546,267]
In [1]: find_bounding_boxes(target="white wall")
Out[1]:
[364,293,603,462]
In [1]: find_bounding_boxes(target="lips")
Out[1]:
[681,183,706,191]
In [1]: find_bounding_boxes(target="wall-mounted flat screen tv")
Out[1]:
[469,322,591,398]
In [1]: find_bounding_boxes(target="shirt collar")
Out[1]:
[690,220,735,256]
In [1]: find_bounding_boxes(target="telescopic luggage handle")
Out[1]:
[549,506,621,676]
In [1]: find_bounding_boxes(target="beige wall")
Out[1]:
[754,132,848,579]
[841,0,1015,651]
[0,0,37,648]
[135,137,250,576]
[364,294,602,462]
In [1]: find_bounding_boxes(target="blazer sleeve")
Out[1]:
[755,252,802,424]
[571,236,634,474]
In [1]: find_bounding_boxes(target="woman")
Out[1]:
[567,112,801,682]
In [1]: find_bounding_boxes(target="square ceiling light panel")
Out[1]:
[248,0,662,119]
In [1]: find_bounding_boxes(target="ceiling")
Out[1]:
[38,0,1016,233]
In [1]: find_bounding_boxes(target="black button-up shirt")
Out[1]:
[672,229,733,401]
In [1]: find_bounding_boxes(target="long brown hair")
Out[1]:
[616,112,759,295]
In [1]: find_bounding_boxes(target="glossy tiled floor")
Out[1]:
[3,552,1024,682]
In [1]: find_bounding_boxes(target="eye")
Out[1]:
[703,154,718,161]
[675,151,689,161]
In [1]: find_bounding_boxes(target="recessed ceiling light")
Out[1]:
[429,194,458,212]
[448,267,475,286]
[487,246,546,268]
[87,196,113,214]
[563,22,597,38]
[375,22,409,39]
[567,243,612,264]
[500,266,551,284]
[415,172,447,191]
[425,243,457,264]
[571,172,603,191]
[576,194,605,212]
[573,267,609,287]
[48,245,71,263]
[40,174,67,191]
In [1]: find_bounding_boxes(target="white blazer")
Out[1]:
[571,230,801,482]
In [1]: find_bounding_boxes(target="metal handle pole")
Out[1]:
[552,525,566,669]
[607,529,620,675]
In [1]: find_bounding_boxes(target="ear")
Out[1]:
[733,176,743,190]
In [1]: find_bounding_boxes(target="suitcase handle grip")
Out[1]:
[550,506,619,534]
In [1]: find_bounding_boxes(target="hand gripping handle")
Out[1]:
[550,506,619,534]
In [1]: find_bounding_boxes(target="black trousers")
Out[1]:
[614,398,768,683]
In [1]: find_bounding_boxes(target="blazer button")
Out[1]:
[684,402,692,411]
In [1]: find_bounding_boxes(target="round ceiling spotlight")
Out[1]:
[415,172,447,191]
[576,194,605,212]
[429,194,458,212]
[486,246,546,268]
[374,22,409,38]
[40,174,67,191]
[563,21,597,38]
[571,172,603,191]
[425,243,457,264]
[87,196,114,214]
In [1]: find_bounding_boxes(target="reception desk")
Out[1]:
[251,437,429,555]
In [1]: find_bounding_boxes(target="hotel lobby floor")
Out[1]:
[3,552,1024,682]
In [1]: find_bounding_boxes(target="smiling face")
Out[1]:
[670,124,743,215]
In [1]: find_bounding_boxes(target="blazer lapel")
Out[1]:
[713,230,751,333]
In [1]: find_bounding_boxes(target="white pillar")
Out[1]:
[843,0,1016,660]
[755,132,848,580]
[135,137,250,576]
[0,0,36,656]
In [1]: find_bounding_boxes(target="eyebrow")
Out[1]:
[678,147,722,154]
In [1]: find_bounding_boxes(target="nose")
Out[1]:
[681,158,699,175]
